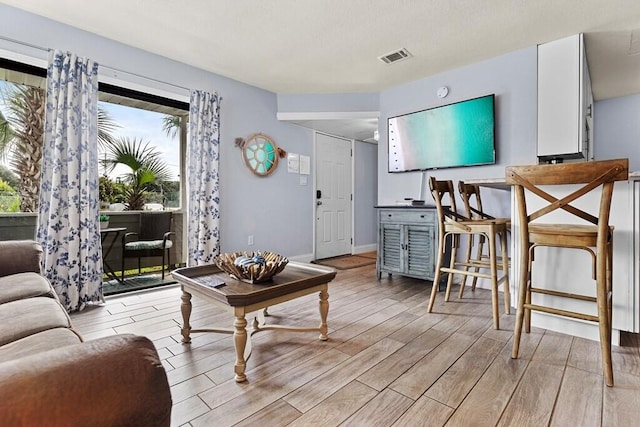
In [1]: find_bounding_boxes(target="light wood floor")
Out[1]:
[71,264,640,426]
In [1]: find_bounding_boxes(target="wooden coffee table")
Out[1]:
[171,261,337,382]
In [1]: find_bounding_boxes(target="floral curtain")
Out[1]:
[36,50,103,312]
[187,90,221,265]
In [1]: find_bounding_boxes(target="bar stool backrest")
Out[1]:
[505,158,628,234]
[429,177,462,224]
[458,181,494,220]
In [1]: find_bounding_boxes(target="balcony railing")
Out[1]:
[0,211,185,274]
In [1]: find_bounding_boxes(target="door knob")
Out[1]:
[316,201,323,206]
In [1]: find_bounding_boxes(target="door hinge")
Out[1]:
[350,194,353,201]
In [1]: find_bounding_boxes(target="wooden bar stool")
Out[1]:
[428,177,510,329]
[506,158,628,387]
[457,181,511,299]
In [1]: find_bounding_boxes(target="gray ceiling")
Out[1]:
[3,1,640,141]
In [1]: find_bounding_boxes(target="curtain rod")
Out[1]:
[0,35,49,53]
[99,65,191,93]
[0,34,191,93]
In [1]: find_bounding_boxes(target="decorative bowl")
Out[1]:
[214,251,289,284]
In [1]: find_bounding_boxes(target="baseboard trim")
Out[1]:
[353,244,376,254]
[289,253,314,263]
[290,244,375,263]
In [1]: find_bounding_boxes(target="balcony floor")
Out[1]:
[102,273,176,296]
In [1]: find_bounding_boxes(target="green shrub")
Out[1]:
[0,179,19,212]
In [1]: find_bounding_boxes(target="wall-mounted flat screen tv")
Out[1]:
[388,94,495,172]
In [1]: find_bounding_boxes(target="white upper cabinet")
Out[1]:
[537,34,594,162]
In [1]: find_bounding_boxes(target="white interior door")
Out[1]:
[315,133,352,259]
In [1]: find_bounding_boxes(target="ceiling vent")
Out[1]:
[378,48,412,64]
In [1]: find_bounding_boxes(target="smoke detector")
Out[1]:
[378,48,412,64]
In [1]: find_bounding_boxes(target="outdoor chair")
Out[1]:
[121,211,174,280]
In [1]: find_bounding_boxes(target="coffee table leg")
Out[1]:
[233,312,248,382]
[181,290,192,343]
[319,287,329,341]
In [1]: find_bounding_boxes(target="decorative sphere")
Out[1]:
[234,256,253,267]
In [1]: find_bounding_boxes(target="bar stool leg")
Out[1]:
[488,229,500,330]
[459,234,474,298]
[445,235,458,302]
[512,239,530,359]
[500,229,511,315]
[471,237,485,291]
[597,243,614,387]
[428,233,447,313]
[525,246,534,333]
[607,240,613,349]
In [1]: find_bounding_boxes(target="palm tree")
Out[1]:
[161,115,183,139]
[0,110,11,148]
[0,82,118,212]
[98,108,119,147]
[101,137,172,210]
[0,85,45,212]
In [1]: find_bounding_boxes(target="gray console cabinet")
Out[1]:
[376,206,439,280]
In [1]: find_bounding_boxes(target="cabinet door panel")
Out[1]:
[380,224,402,273]
[405,225,434,277]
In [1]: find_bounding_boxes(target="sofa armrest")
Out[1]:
[0,240,42,277]
[0,334,172,427]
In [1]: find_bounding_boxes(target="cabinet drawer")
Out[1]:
[379,209,435,224]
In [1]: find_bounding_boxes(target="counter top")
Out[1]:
[463,177,510,190]
[467,171,640,185]
[375,204,436,209]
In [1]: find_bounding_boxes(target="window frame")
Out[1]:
[0,56,190,213]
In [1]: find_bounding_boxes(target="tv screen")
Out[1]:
[388,94,495,172]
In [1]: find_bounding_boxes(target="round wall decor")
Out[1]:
[236,133,286,176]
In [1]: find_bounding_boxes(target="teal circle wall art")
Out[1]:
[236,133,285,176]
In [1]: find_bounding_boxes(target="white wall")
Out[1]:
[6,4,634,261]
[277,92,381,250]
[377,47,539,217]
[354,141,378,248]
[0,4,314,258]
[594,93,640,171]
[277,93,379,113]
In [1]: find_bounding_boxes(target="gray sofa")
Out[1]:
[0,240,172,426]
